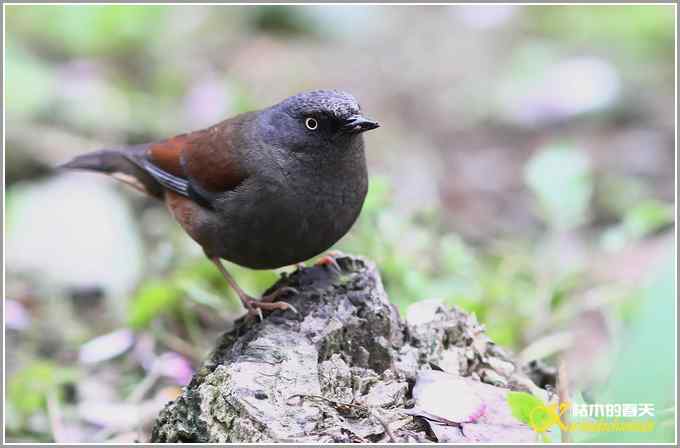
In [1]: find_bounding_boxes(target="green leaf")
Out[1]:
[8,361,77,417]
[507,391,548,429]
[623,199,673,238]
[127,280,182,329]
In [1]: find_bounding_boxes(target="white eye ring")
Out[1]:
[305,117,318,130]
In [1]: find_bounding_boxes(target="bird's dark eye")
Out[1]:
[305,117,318,131]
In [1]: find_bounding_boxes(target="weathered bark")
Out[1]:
[151,255,544,443]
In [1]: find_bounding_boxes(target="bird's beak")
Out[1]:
[342,115,380,134]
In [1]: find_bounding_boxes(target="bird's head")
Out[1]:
[261,89,380,155]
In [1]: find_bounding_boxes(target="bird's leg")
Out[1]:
[208,257,298,318]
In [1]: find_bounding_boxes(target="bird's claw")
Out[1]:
[315,254,343,273]
[246,299,297,320]
[241,286,299,320]
[265,286,299,300]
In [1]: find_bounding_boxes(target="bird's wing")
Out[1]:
[136,134,192,197]
[132,124,248,209]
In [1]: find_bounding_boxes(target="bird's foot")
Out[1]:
[315,252,343,273]
[207,256,299,321]
[239,287,299,320]
[261,286,299,303]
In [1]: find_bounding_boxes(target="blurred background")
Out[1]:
[4,4,675,443]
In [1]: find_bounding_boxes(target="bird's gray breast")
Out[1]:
[211,154,368,269]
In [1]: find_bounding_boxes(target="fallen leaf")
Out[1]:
[79,329,135,364]
[408,370,537,442]
[410,370,485,423]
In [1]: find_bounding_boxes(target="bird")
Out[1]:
[60,89,380,318]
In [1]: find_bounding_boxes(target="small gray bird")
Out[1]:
[61,90,380,316]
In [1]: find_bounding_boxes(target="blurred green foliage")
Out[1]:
[7,6,165,56]
[8,361,78,426]
[128,257,279,328]
[525,145,593,230]
[579,259,675,443]
[529,5,675,61]
[600,200,674,251]
[5,44,54,120]
[128,281,183,330]
[249,6,317,36]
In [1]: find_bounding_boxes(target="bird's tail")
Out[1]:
[59,146,163,199]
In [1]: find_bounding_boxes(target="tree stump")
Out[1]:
[151,255,545,443]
